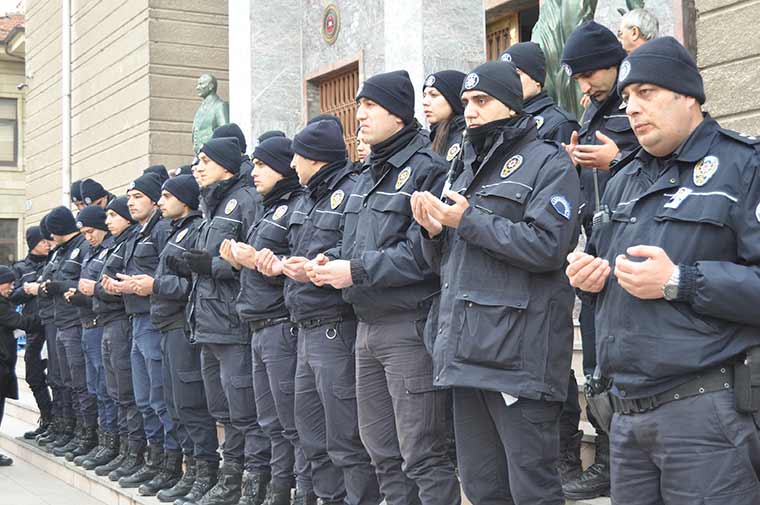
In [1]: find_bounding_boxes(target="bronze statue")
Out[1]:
[192,74,230,154]
[531,0,598,120]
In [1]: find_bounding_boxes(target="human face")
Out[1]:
[291,153,321,186]
[127,189,156,223]
[573,66,618,102]
[251,159,284,196]
[422,87,454,125]
[355,131,371,162]
[93,195,109,209]
[73,201,87,211]
[517,69,542,101]
[461,91,515,128]
[194,152,232,188]
[0,282,12,297]
[80,226,107,247]
[622,83,702,157]
[30,240,50,256]
[158,190,189,220]
[617,23,640,54]
[356,97,404,145]
[196,75,213,98]
[105,210,131,236]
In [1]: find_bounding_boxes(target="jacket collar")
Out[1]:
[523,92,554,115]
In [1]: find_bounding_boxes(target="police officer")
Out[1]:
[212,123,257,191]
[108,173,178,489]
[307,70,459,505]
[222,135,310,505]
[258,120,381,505]
[10,226,52,439]
[559,21,640,499]
[92,197,144,480]
[422,70,466,158]
[79,178,116,209]
[567,37,760,505]
[71,180,86,210]
[41,206,98,458]
[412,60,580,505]
[174,136,270,505]
[144,165,171,184]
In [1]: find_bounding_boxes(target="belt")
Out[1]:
[249,316,290,333]
[81,318,99,329]
[612,365,733,415]
[297,315,355,330]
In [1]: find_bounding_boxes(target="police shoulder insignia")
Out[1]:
[446,143,461,162]
[500,155,523,178]
[175,228,189,243]
[693,155,719,187]
[619,60,631,81]
[70,247,80,259]
[464,73,479,90]
[330,189,345,209]
[272,205,288,221]
[224,199,238,215]
[550,195,572,220]
[535,115,545,129]
[396,166,412,190]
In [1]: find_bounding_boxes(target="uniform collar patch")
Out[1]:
[446,143,461,162]
[175,228,189,243]
[535,115,544,129]
[396,167,412,190]
[550,194,571,220]
[756,202,760,223]
[330,189,345,209]
[225,199,238,215]
[500,155,523,178]
[70,247,80,260]
[693,155,719,187]
[272,205,288,221]
[98,250,108,259]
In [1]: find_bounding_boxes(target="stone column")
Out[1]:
[229,0,253,149]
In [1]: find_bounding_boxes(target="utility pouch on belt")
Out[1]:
[584,368,614,434]
[734,346,760,413]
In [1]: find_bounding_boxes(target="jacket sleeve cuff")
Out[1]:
[677,264,698,304]
[350,258,369,286]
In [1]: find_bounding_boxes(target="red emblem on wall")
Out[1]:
[322,4,340,45]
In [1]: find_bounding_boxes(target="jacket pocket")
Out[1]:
[455,290,529,370]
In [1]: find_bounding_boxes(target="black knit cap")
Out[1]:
[25,226,44,251]
[128,173,163,203]
[39,216,52,240]
[257,130,286,143]
[356,70,415,124]
[501,42,546,85]
[76,205,108,231]
[423,70,466,116]
[200,137,241,174]
[162,174,200,210]
[106,196,136,224]
[292,120,347,163]
[213,123,248,153]
[617,37,705,104]
[461,61,523,113]
[308,114,344,134]
[70,179,83,203]
[79,178,108,205]
[174,164,193,177]
[561,21,627,76]
[143,165,169,183]
[252,136,295,176]
[0,265,14,285]
[46,206,78,236]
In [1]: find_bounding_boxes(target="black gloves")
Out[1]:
[183,249,213,276]
[43,281,66,296]
[166,255,192,278]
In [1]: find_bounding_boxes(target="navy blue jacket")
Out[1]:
[93,225,138,325]
[49,234,88,329]
[122,211,172,316]
[524,91,580,144]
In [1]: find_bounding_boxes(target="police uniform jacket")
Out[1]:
[122,211,171,316]
[68,235,113,325]
[422,116,581,401]
[49,234,88,330]
[524,91,580,144]
[35,249,60,326]
[151,211,202,332]
[189,172,260,344]
[589,116,760,399]
[93,225,137,325]
[285,160,357,323]
[10,253,47,317]
[0,295,40,399]
[326,126,447,323]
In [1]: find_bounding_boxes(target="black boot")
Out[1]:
[53,421,82,457]
[157,455,196,502]
[24,416,51,440]
[139,449,184,496]
[558,429,584,484]
[83,431,119,470]
[109,441,146,481]
[46,417,75,453]
[175,459,218,505]
[0,452,13,466]
[262,482,291,505]
[236,469,271,505]
[75,429,104,465]
[292,486,316,505]
[66,426,98,461]
[36,416,61,446]
[95,435,128,476]
[196,462,243,505]
[120,443,164,488]
[562,431,610,500]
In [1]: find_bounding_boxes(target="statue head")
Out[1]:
[196,74,218,98]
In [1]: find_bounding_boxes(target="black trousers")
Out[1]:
[24,330,52,420]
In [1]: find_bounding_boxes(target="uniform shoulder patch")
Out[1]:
[330,189,345,209]
[550,194,572,220]
[396,166,412,190]
[500,155,523,178]
[224,199,238,215]
[693,155,719,187]
[70,247,80,260]
[446,143,461,162]
[719,127,760,145]
[272,205,288,221]
[175,228,189,243]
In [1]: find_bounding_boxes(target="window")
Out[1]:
[0,219,18,264]
[485,3,540,61]
[316,63,360,161]
[0,98,17,166]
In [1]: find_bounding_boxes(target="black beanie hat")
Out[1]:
[0,265,14,285]
[143,165,169,183]
[174,164,193,177]
[162,174,200,210]
[461,61,523,113]
[561,21,627,77]
[258,130,286,143]
[79,178,108,204]
[128,173,163,203]
[308,114,344,134]
[423,70,466,116]
[213,123,248,153]
[201,137,241,174]
[26,226,44,251]
[292,120,347,163]
[107,196,136,224]
[46,206,79,236]
[356,70,415,124]
[76,205,108,231]
[39,216,52,240]
[252,136,296,176]
[501,42,546,85]
[70,179,83,203]
[617,37,706,104]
